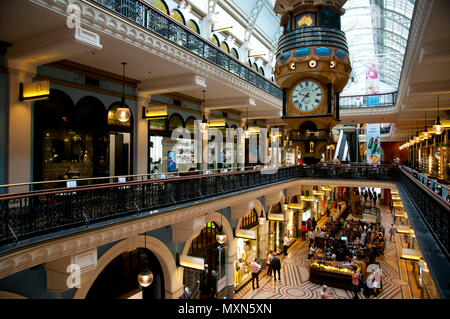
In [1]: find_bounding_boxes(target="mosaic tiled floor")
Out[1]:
[236,204,413,300]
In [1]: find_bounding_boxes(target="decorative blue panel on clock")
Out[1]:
[293,48,311,57]
[314,47,331,55]
[279,52,291,61]
[335,49,347,58]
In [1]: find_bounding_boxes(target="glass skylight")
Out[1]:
[341,0,415,96]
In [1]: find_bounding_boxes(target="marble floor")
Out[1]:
[235,204,416,300]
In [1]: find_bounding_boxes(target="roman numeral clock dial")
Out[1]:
[291,80,324,113]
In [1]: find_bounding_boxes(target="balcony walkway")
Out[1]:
[236,204,416,299]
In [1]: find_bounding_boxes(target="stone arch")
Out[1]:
[73,235,180,299]
[0,291,27,299]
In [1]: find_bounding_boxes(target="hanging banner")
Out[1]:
[366,124,381,164]
[365,64,380,106]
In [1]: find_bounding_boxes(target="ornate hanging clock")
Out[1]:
[273,0,351,164]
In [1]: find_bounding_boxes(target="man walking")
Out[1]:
[283,234,290,256]
[251,258,261,289]
[308,229,315,248]
[271,253,281,282]
[389,224,396,242]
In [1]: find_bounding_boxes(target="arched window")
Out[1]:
[170,9,185,25]
[210,34,219,47]
[149,118,167,132]
[187,20,200,34]
[248,59,252,66]
[240,209,259,229]
[185,116,197,134]
[107,102,133,131]
[168,113,184,132]
[152,0,169,14]
[252,63,258,71]
[220,41,230,53]
[259,67,265,76]
[230,48,239,59]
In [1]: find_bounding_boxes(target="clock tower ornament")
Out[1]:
[273,0,351,164]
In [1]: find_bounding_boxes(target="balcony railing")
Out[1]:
[90,0,283,100]
[0,164,399,251]
[340,92,397,109]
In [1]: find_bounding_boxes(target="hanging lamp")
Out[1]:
[422,112,430,139]
[201,90,208,132]
[258,210,266,225]
[138,235,154,288]
[116,62,131,123]
[244,106,249,139]
[433,95,444,135]
[216,214,227,244]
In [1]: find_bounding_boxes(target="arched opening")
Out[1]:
[259,66,265,76]
[267,202,285,254]
[183,221,228,299]
[210,34,219,47]
[170,9,186,25]
[33,91,111,186]
[152,0,169,14]
[187,20,200,34]
[86,247,165,299]
[220,41,230,53]
[230,48,239,60]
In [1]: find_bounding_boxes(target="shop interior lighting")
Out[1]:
[143,105,168,119]
[177,254,205,271]
[116,62,131,123]
[216,212,227,244]
[258,210,266,225]
[234,228,257,240]
[433,95,444,135]
[268,213,285,221]
[201,90,208,132]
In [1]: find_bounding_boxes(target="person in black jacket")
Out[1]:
[271,253,282,282]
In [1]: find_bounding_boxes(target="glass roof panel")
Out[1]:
[341,0,416,96]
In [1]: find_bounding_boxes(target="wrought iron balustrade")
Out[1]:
[0,164,400,250]
[90,0,282,100]
[340,91,397,109]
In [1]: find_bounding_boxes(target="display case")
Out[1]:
[309,259,359,290]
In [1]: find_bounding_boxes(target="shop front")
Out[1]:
[267,202,287,255]
[234,209,262,291]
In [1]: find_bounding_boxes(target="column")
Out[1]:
[7,67,35,192]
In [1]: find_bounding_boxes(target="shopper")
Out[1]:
[389,224,396,242]
[306,219,312,231]
[267,250,274,277]
[308,229,315,248]
[250,258,261,289]
[319,285,329,299]
[312,217,317,231]
[352,266,360,299]
[308,246,316,259]
[363,191,368,204]
[271,253,281,282]
[301,223,307,241]
[373,195,377,206]
[283,234,290,256]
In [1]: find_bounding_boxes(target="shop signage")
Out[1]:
[177,254,205,271]
[19,80,50,101]
[302,210,311,221]
[234,228,256,240]
[143,105,168,119]
[288,203,302,210]
[301,196,316,202]
[366,123,381,164]
[268,213,285,221]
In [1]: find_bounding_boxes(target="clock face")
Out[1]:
[291,80,324,113]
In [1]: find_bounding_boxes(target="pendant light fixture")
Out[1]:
[433,95,444,135]
[116,62,131,123]
[138,235,154,288]
[201,90,208,133]
[422,111,430,139]
[216,214,227,244]
[258,210,266,225]
[244,106,249,139]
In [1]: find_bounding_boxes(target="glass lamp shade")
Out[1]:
[216,232,227,244]
[244,129,249,139]
[283,203,288,211]
[258,211,266,225]
[116,107,131,122]
[138,270,154,287]
[422,131,430,139]
[201,116,208,132]
[434,122,444,135]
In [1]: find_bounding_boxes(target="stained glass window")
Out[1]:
[168,113,184,132]
[152,0,168,14]
[230,48,239,59]
[210,34,219,47]
[187,20,200,34]
[107,105,131,129]
[185,116,196,133]
[149,118,166,131]
[170,9,185,25]
[220,42,230,53]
